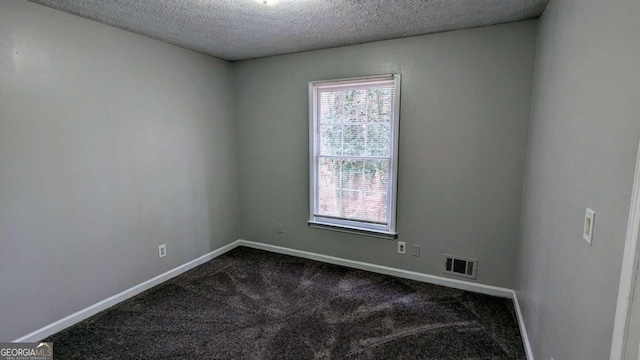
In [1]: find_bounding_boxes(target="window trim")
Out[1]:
[308,74,401,239]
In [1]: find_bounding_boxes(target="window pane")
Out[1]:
[320,90,360,123]
[353,90,368,122]
[368,88,393,122]
[364,160,389,223]
[317,158,341,216]
[319,125,343,155]
[343,125,365,156]
[341,160,364,190]
[321,88,393,124]
[319,91,343,124]
[365,192,388,223]
[341,190,364,219]
[343,90,360,123]
[364,160,389,192]
[366,124,391,156]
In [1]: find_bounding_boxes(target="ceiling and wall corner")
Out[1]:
[26,0,549,61]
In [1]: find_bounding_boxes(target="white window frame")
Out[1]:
[308,74,401,239]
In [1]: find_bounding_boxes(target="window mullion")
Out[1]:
[362,159,366,220]
[362,91,369,221]
[340,124,345,157]
[338,159,343,218]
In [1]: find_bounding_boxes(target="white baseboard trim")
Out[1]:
[12,241,239,343]
[512,291,534,360]
[235,239,513,298]
[13,238,534,360]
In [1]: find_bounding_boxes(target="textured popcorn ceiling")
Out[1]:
[27,0,549,61]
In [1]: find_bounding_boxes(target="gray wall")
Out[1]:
[234,21,537,288]
[0,0,239,341]
[514,0,640,358]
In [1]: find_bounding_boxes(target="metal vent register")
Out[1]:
[444,255,478,279]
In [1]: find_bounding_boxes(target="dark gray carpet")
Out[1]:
[46,246,525,359]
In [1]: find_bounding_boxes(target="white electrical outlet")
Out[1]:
[158,244,167,258]
[277,223,284,234]
[412,245,420,257]
[398,241,406,254]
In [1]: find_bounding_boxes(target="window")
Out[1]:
[309,74,400,238]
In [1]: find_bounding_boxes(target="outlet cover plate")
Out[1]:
[158,244,167,258]
[583,208,595,245]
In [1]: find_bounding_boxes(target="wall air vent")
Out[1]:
[444,255,478,280]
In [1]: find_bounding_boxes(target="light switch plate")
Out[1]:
[583,208,595,245]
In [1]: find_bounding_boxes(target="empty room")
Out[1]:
[1,0,639,359]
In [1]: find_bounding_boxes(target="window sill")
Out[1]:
[308,221,397,240]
